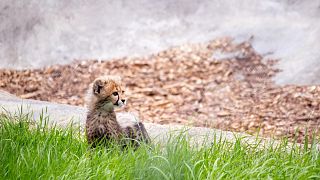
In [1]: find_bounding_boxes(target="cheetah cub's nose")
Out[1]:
[117,99,126,107]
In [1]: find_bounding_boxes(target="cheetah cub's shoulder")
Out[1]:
[85,76,150,147]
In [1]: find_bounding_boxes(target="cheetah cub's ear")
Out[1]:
[93,79,103,95]
[92,78,114,96]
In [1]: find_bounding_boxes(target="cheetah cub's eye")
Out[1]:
[112,92,119,96]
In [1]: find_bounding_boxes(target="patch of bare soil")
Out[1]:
[1,37,319,142]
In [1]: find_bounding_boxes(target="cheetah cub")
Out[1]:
[85,75,150,148]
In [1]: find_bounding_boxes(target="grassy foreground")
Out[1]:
[0,113,319,179]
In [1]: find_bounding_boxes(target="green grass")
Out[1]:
[0,112,319,180]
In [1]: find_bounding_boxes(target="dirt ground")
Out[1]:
[1,37,319,142]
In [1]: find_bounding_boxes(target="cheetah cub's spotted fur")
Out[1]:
[85,76,150,148]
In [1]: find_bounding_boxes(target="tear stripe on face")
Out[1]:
[114,94,120,106]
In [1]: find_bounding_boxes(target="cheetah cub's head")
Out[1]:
[88,76,126,110]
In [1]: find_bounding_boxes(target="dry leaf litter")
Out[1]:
[1,37,319,142]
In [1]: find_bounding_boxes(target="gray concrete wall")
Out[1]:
[1,0,320,84]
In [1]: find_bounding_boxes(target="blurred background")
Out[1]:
[1,0,320,84]
[1,0,320,142]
